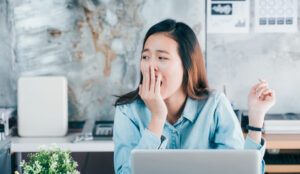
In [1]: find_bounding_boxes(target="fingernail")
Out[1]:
[259,79,266,82]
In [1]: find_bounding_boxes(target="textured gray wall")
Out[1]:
[0,0,14,107]
[0,0,205,120]
[207,1,300,113]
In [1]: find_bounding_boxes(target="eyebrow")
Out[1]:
[142,48,170,55]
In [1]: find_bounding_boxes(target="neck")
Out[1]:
[164,89,187,124]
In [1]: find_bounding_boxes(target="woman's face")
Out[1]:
[140,33,185,100]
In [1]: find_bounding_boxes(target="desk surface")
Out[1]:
[9,133,300,152]
[8,133,114,152]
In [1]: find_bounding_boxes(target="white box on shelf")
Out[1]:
[18,76,68,137]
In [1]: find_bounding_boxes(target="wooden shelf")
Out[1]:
[263,134,300,149]
[260,134,300,173]
[266,165,300,173]
[243,133,300,149]
[243,133,300,173]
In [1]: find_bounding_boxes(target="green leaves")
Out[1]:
[21,145,80,174]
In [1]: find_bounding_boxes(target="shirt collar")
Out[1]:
[182,96,208,123]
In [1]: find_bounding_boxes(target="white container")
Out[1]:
[18,76,68,137]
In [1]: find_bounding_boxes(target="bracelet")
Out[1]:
[246,125,264,132]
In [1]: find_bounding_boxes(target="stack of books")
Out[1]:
[263,113,300,134]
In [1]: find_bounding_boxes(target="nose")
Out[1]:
[148,57,156,67]
[149,57,160,71]
[141,56,159,73]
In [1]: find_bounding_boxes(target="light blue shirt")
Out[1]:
[113,91,265,174]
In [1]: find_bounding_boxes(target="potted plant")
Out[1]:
[16,145,80,174]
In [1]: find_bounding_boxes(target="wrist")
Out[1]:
[248,131,262,144]
[246,125,264,132]
[151,115,166,123]
[148,117,165,137]
[248,110,265,118]
[248,121,264,128]
[248,112,265,128]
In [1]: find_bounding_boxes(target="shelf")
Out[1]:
[266,165,300,173]
[243,133,300,149]
[263,134,300,149]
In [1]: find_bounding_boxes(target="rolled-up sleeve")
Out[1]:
[244,135,266,174]
[113,105,167,174]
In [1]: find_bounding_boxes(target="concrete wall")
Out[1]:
[0,0,205,120]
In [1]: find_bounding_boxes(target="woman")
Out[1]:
[113,19,275,174]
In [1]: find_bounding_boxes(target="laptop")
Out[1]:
[131,149,261,174]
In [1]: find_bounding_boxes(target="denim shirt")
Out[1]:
[113,91,265,174]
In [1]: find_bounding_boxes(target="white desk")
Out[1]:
[8,133,114,152]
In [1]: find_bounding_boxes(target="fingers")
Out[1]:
[249,79,276,109]
[251,79,266,89]
[250,79,267,95]
[258,87,270,100]
[258,78,266,83]
[150,66,155,93]
[143,65,150,95]
[255,83,268,97]
[265,88,276,102]
[140,64,147,97]
[155,74,162,95]
[250,83,261,93]
[140,65,162,99]
[254,80,275,101]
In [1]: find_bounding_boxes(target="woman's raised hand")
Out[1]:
[248,79,276,128]
[139,65,168,122]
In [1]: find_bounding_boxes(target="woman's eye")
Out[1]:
[142,56,148,59]
[158,57,167,60]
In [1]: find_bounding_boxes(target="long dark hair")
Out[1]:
[114,19,209,106]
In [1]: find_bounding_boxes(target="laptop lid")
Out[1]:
[131,149,261,174]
